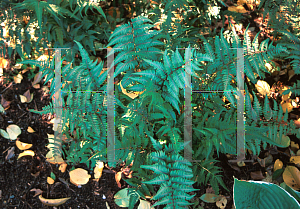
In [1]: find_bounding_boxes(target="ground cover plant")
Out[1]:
[1,0,300,208]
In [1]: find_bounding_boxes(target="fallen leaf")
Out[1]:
[250,170,265,180]
[1,96,11,110]
[14,73,23,84]
[94,161,104,180]
[59,162,67,173]
[16,140,32,150]
[255,80,270,97]
[138,200,151,209]
[27,127,35,133]
[20,90,34,103]
[216,196,227,209]
[106,201,110,209]
[17,150,35,159]
[38,195,70,206]
[281,102,293,113]
[0,57,8,68]
[5,147,15,160]
[291,141,299,150]
[32,71,43,86]
[200,193,220,203]
[283,166,300,190]
[69,168,91,186]
[45,151,65,164]
[274,159,283,171]
[6,124,21,140]
[290,156,300,166]
[115,171,122,188]
[47,177,55,184]
[30,188,43,197]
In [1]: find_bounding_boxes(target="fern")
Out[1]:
[141,136,198,208]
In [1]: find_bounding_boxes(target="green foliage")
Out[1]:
[5,0,300,208]
[233,178,300,209]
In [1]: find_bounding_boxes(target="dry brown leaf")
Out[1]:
[274,159,283,171]
[32,71,43,86]
[1,95,11,110]
[5,147,15,161]
[283,166,300,190]
[16,140,32,150]
[47,177,55,185]
[39,195,70,206]
[216,196,227,209]
[115,171,122,188]
[30,188,43,197]
[250,170,265,180]
[17,150,35,159]
[69,168,91,186]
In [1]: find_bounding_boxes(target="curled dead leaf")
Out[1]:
[69,168,91,186]
[115,171,122,188]
[30,188,43,197]
[16,140,32,150]
[14,73,23,84]
[39,195,70,206]
[17,150,35,159]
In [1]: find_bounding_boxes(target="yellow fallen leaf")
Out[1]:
[16,140,32,150]
[59,162,68,173]
[47,177,55,184]
[94,161,104,180]
[283,166,300,190]
[14,73,23,84]
[255,80,270,97]
[69,168,91,186]
[279,86,291,102]
[39,195,70,206]
[27,126,35,133]
[20,95,27,103]
[17,150,35,159]
[290,156,300,166]
[281,102,293,113]
[274,159,283,171]
[32,71,43,86]
[291,141,299,149]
